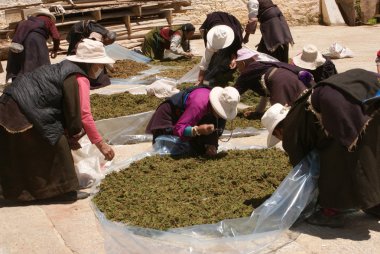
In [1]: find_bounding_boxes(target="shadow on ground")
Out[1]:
[292,212,380,241]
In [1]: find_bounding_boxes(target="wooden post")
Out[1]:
[165,9,173,27]
[123,15,131,39]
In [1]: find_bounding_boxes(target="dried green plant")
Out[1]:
[90,92,163,120]
[93,148,290,230]
[109,60,150,79]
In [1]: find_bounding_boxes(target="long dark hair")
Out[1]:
[181,23,195,32]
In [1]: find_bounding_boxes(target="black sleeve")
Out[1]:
[62,75,82,136]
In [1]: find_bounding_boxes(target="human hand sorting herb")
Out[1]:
[205,144,217,156]
[197,124,215,135]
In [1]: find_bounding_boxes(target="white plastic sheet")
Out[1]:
[91,139,320,254]
[323,42,354,59]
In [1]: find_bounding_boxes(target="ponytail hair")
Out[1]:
[181,23,195,32]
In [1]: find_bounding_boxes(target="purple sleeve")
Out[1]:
[173,89,211,140]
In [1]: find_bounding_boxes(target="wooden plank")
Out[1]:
[131,6,142,16]
[91,9,102,21]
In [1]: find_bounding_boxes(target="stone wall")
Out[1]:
[179,0,320,25]
[2,0,378,28]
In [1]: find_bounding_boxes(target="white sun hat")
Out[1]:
[209,86,240,120]
[292,44,326,70]
[30,8,56,22]
[236,47,259,61]
[206,25,234,50]
[261,103,289,148]
[88,32,103,42]
[66,39,115,64]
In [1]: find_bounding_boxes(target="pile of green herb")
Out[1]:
[93,57,263,129]
[149,56,201,80]
[149,56,201,67]
[226,112,262,130]
[90,92,163,120]
[93,148,290,230]
[109,60,150,79]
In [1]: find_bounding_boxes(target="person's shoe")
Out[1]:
[42,191,90,203]
[306,208,346,228]
[76,191,90,200]
[363,204,380,218]
[9,42,24,53]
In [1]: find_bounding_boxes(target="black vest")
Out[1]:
[4,60,86,145]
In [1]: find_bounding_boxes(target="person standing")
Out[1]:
[243,0,294,63]
[0,39,115,202]
[261,69,380,227]
[197,11,243,87]
[6,8,61,82]
[243,0,259,44]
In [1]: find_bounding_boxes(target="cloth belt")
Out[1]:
[260,67,278,96]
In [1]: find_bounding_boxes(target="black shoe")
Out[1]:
[363,204,380,218]
[43,191,90,203]
[306,209,346,228]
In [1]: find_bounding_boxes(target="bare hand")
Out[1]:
[66,129,85,150]
[50,51,58,59]
[243,111,264,120]
[183,52,194,58]
[96,140,115,161]
[197,124,215,135]
[194,80,202,86]
[68,139,82,150]
[205,144,217,156]
[230,58,237,69]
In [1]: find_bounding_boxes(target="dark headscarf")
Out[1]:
[182,23,195,32]
[200,12,243,55]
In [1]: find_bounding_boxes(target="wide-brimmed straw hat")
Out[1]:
[66,39,115,64]
[292,44,326,70]
[30,8,56,22]
[261,103,289,148]
[206,25,234,50]
[209,86,240,120]
[236,47,259,61]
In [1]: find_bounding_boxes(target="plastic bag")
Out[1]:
[92,149,320,254]
[146,79,179,98]
[153,135,192,155]
[323,43,354,59]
